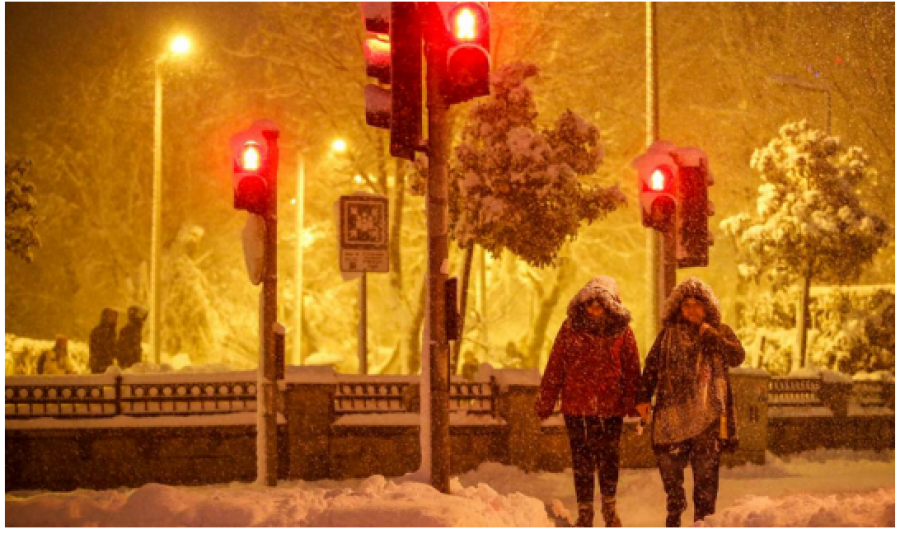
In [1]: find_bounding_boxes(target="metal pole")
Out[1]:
[151,59,163,365]
[426,33,451,494]
[261,129,280,487]
[294,155,305,366]
[359,272,368,374]
[646,2,666,339]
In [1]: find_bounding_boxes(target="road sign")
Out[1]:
[339,194,389,273]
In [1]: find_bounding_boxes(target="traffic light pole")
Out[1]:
[646,2,675,334]
[425,37,451,495]
[260,128,280,487]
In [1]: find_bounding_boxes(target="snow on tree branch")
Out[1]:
[5,156,41,263]
[721,119,891,288]
[446,62,626,268]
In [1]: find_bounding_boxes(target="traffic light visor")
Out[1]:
[650,167,671,191]
[451,5,482,41]
[242,143,261,171]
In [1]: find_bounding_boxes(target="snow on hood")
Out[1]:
[566,275,632,325]
[661,277,723,327]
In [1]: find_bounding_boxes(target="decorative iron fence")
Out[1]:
[5,372,258,419]
[5,371,892,421]
[767,377,824,407]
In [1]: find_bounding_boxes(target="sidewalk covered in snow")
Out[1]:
[6,449,894,527]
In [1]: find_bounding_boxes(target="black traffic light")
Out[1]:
[230,121,277,215]
[632,142,678,233]
[674,152,714,268]
[434,2,491,104]
[361,2,423,161]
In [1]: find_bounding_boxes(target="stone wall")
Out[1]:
[5,368,893,491]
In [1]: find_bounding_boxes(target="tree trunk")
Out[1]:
[451,243,476,374]
[525,258,573,370]
[793,272,813,372]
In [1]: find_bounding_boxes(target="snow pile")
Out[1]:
[700,488,894,527]
[5,449,893,527]
[5,476,551,528]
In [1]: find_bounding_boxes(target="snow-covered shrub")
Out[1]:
[722,120,891,372]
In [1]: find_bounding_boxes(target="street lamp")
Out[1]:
[292,139,348,366]
[768,74,832,134]
[150,35,191,365]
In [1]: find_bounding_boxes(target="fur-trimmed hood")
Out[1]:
[566,276,632,333]
[661,277,722,326]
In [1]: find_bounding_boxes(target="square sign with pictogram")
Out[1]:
[339,194,389,273]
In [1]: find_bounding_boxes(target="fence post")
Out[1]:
[283,366,336,480]
[495,370,542,472]
[114,375,123,416]
[819,371,852,418]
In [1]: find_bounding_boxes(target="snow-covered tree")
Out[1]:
[721,120,891,371]
[444,62,626,368]
[5,157,41,263]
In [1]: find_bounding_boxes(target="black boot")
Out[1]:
[601,496,622,527]
[665,512,681,528]
[576,503,595,527]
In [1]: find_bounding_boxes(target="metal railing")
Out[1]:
[332,376,499,418]
[767,377,824,407]
[6,372,892,422]
[6,372,257,420]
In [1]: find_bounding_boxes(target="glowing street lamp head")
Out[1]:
[170,36,191,55]
[242,143,261,171]
[331,139,347,153]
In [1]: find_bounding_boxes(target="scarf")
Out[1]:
[652,322,727,445]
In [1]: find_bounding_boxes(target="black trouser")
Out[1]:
[655,420,721,522]
[564,415,624,504]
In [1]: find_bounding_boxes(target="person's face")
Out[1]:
[680,297,706,325]
[586,299,605,320]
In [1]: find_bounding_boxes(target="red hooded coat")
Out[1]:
[535,276,641,418]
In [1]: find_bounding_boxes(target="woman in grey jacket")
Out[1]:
[635,278,745,527]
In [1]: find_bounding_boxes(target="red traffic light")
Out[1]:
[241,143,262,172]
[451,5,482,41]
[231,120,279,215]
[648,167,673,192]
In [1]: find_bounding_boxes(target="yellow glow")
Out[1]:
[290,198,297,205]
[170,36,191,55]
[242,144,261,171]
[454,8,477,40]
[353,174,364,184]
[650,169,667,191]
[332,139,347,153]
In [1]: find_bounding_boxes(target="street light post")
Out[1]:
[149,36,191,365]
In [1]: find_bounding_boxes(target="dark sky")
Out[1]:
[5,2,257,150]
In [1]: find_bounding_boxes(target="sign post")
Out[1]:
[338,194,389,374]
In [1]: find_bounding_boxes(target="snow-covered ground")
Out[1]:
[6,449,893,527]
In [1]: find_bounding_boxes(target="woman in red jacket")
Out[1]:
[535,276,641,527]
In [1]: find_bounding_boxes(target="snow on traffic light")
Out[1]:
[632,142,715,268]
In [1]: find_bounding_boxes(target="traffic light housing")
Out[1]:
[230,120,277,215]
[673,148,714,268]
[361,2,423,161]
[632,142,678,232]
[434,2,491,105]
